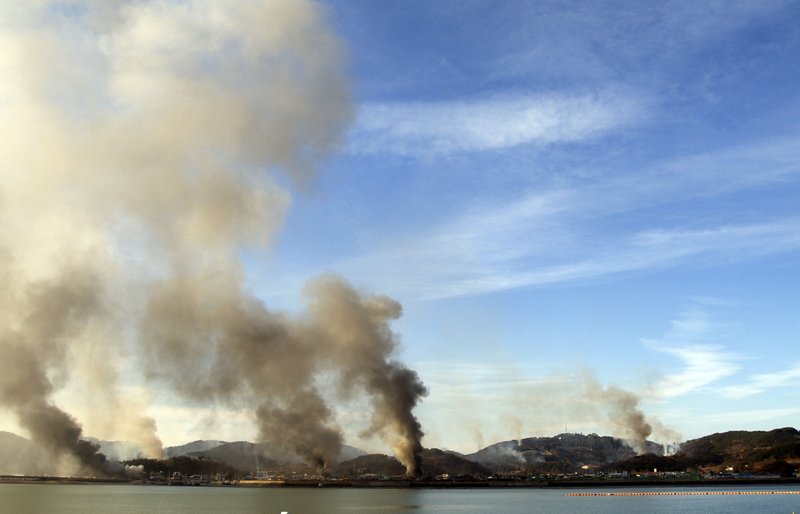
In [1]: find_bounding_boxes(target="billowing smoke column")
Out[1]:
[0,265,108,474]
[303,278,428,476]
[140,273,427,474]
[0,0,426,476]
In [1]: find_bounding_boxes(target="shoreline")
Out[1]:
[3,476,799,489]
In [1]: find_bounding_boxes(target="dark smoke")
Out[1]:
[141,273,427,475]
[0,265,108,475]
[19,403,108,476]
[256,395,343,470]
[590,381,653,453]
[303,276,428,476]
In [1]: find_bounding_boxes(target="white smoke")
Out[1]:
[0,0,426,476]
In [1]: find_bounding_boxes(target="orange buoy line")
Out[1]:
[566,491,800,497]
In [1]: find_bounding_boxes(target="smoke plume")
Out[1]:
[0,0,426,476]
[0,264,109,474]
[304,277,428,476]
[583,376,652,453]
[454,369,669,455]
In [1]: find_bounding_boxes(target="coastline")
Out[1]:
[3,475,799,489]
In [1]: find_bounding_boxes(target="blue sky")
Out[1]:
[2,1,799,457]
[248,0,800,451]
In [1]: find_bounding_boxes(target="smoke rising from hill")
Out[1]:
[585,377,652,453]
[0,0,426,476]
[454,369,675,455]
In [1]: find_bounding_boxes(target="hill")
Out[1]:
[678,427,799,464]
[465,433,663,473]
[336,453,404,477]
[678,427,800,475]
[164,440,226,458]
[4,428,798,478]
[336,448,491,478]
[183,441,366,472]
[607,427,800,477]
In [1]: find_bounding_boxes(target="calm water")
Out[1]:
[2,483,800,513]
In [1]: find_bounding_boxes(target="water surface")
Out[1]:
[2,483,799,513]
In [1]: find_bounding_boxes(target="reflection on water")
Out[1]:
[1,483,799,514]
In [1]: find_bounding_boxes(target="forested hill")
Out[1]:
[464,432,663,472]
[609,427,800,476]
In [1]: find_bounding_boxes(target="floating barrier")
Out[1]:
[567,491,800,496]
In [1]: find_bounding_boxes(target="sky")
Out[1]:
[2,0,800,457]
[254,0,800,451]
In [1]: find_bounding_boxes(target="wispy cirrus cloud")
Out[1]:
[349,89,646,156]
[648,344,742,398]
[486,1,791,83]
[415,360,562,400]
[643,310,743,398]
[340,215,800,300]
[694,407,800,427]
[330,131,800,300]
[720,364,800,399]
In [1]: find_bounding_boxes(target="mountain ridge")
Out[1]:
[1,428,798,477]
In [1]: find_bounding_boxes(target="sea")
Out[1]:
[1,483,799,514]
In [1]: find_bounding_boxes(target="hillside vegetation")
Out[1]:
[608,427,800,476]
[2,428,798,479]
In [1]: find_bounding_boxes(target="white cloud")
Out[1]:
[720,363,800,399]
[350,90,646,156]
[328,128,800,300]
[338,215,800,300]
[695,407,800,426]
[416,360,564,399]
[648,344,742,398]
[643,310,743,398]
